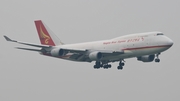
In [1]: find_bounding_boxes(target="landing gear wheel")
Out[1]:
[103,64,111,69]
[117,59,125,70]
[94,61,112,69]
[117,66,123,70]
[103,65,108,69]
[108,64,112,68]
[94,65,100,69]
[155,58,160,62]
[95,61,101,66]
[94,61,101,69]
[119,62,125,66]
[155,53,161,63]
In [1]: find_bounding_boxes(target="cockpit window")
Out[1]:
[157,33,164,35]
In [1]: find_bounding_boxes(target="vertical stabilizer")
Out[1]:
[35,20,63,46]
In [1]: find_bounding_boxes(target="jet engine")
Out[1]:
[89,51,102,61]
[137,55,155,62]
[50,48,64,57]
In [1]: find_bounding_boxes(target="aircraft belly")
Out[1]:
[100,46,170,61]
[123,46,169,58]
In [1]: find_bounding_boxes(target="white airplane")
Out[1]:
[4,20,173,70]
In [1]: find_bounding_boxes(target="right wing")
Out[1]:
[61,48,124,54]
[4,36,125,61]
[59,48,124,61]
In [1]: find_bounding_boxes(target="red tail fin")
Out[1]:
[35,20,56,46]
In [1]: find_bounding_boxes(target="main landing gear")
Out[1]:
[155,53,160,62]
[94,61,111,69]
[117,59,125,70]
[94,60,125,70]
[94,53,161,70]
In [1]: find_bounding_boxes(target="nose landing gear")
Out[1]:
[155,53,160,62]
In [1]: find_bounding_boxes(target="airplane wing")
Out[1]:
[62,48,87,54]
[4,35,124,61]
[94,49,124,54]
[61,48,124,55]
[60,48,124,61]
[62,48,124,54]
[4,36,50,48]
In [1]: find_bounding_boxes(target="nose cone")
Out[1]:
[167,38,173,47]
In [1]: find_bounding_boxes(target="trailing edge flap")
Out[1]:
[62,48,87,54]
[15,47,42,52]
[61,48,124,54]
[4,35,50,48]
[95,49,124,54]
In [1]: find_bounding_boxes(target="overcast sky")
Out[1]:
[0,0,179,101]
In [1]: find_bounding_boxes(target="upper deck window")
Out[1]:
[157,33,164,35]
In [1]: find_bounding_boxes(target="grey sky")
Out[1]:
[0,0,179,101]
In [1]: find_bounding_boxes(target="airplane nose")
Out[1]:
[167,38,173,46]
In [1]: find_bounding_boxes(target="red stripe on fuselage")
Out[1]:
[122,45,172,50]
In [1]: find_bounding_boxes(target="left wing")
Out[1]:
[4,35,125,61]
[4,36,50,48]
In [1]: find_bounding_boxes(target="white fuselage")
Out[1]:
[51,32,173,62]
[4,20,174,69]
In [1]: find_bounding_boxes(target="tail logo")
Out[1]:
[40,25,50,44]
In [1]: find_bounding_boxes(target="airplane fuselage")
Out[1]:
[52,32,173,62]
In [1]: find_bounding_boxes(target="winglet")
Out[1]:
[3,36,17,42]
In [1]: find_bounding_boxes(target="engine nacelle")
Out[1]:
[89,51,102,61]
[50,48,64,57]
[137,55,155,62]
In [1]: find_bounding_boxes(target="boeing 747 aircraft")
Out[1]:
[4,20,173,70]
